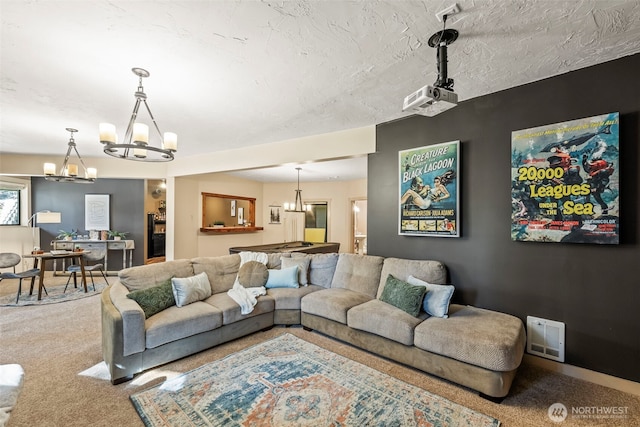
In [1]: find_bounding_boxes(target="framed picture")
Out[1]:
[511,112,619,244]
[237,207,244,225]
[269,205,281,224]
[85,194,110,230]
[230,200,236,217]
[399,140,460,237]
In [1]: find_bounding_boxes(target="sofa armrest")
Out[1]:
[107,282,146,356]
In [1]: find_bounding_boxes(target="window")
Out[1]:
[0,189,20,225]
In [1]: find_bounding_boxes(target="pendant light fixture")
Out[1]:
[284,167,311,212]
[43,128,97,183]
[99,67,177,162]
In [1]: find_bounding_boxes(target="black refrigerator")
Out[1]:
[147,213,166,258]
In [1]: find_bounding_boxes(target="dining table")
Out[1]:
[23,251,88,300]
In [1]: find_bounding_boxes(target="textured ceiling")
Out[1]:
[1,0,639,181]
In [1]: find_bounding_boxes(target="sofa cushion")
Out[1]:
[119,259,194,291]
[379,274,427,317]
[145,302,223,349]
[205,293,275,325]
[304,252,338,288]
[376,258,448,299]
[301,288,372,324]
[126,278,175,318]
[192,254,240,294]
[172,272,212,307]
[348,299,428,346]
[407,275,455,318]
[237,261,269,287]
[414,305,526,371]
[281,256,310,285]
[267,284,324,310]
[330,253,385,298]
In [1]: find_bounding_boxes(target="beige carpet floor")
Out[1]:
[1,274,639,426]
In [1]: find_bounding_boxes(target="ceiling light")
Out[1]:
[284,167,311,212]
[43,128,97,184]
[99,68,177,162]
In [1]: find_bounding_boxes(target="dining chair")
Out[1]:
[0,253,42,303]
[64,249,109,292]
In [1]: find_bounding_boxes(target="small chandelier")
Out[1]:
[284,167,311,212]
[99,67,177,162]
[43,128,97,184]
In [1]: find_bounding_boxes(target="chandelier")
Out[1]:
[43,128,97,183]
[99,68,177,162]
[284,167,311,212]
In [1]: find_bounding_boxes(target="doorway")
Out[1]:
[304,201,329,242]
[351,199,367,254]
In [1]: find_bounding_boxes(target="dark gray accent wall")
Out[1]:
[32,177,145,269]
[369,54,639,381]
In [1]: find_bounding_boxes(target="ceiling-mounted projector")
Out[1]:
[402,18,459,117]
[403,85,458,116]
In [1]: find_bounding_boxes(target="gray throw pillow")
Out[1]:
[306,253,339,287]
[171,272,212,307]
[126,278,175,318]
[237,261,269,287]
[379,274,427,317]
[281,256,310,285]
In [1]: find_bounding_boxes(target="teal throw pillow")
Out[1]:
[126,279,175,318]
[265,265,299,289]
[379,274,427,317]
[407,275,455,318]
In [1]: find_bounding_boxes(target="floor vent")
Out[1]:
[526,316,565,362]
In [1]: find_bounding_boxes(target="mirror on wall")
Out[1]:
[304,201,328,242]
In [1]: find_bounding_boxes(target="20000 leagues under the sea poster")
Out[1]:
[511,112,619,244]
[399,140,459,237]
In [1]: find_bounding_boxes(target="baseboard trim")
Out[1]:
[523,354,640,397]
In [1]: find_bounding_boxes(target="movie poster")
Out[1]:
[399,141,459,237]
[511,112,619,244]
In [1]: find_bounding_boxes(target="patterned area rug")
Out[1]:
[0,281,106,306]
[130,334,501,427]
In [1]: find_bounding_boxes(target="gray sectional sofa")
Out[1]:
[101,252,526,398]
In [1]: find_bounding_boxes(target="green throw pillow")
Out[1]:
[379,274,427,317]
[127,279,176,318]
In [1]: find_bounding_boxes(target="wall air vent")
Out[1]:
[526,316,565,362]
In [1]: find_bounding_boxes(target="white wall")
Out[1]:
[167,126,375,177]
[0,226,39,271]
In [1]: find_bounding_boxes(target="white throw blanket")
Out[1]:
[227,283,267,315]
[227,251,269,314]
